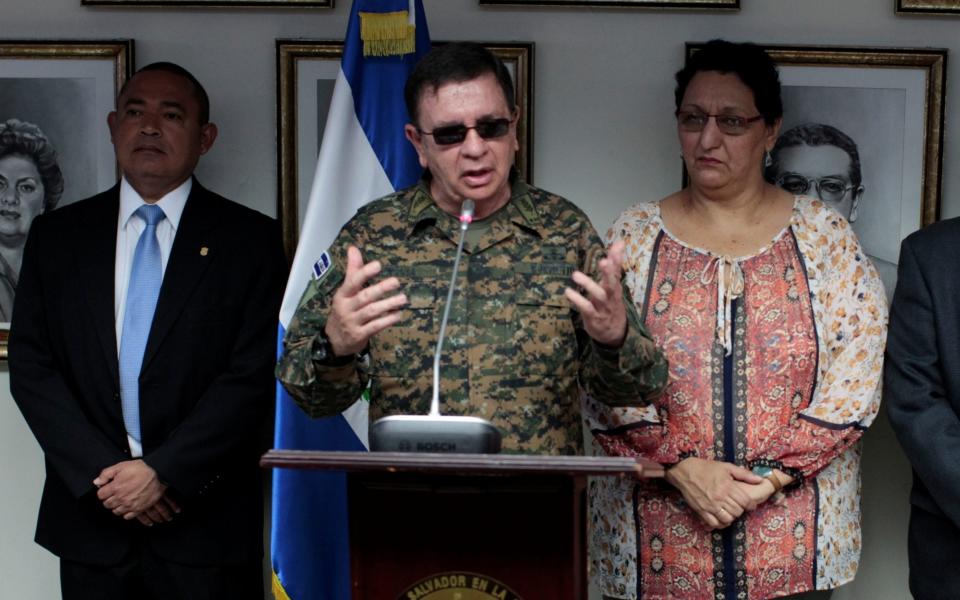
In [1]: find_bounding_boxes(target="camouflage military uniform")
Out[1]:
[277,172,667,455]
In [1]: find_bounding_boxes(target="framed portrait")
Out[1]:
[896,0,960,14]
[0,40,133,358]
[82,0,330,7]
[479,0,736,8]
[276,39,534,258]
[685,43,947,299]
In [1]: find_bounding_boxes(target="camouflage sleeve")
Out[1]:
[576,222,668,407]
[275,230,370,418]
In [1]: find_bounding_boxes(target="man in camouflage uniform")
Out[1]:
[277,42,667,455]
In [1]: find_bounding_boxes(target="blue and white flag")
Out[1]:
[271,1,430,598]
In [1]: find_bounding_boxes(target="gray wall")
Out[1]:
[4,0,956,596]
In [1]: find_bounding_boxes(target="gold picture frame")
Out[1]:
[276,40,534,259]
[480,0,736,8]
[896,0,960,14]
[765,45,945,227]
[83,0,331,7]
[0,40,133,359]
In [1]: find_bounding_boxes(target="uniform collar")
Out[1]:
[404,168,544,238]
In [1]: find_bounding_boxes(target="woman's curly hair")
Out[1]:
[0,118,64,211]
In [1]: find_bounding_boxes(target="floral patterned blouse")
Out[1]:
[584,197,887,599]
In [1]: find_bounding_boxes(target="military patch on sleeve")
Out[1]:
[312,251,334,281]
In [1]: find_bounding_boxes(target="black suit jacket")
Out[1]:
[9,180,286,566]
[886,217,960,530]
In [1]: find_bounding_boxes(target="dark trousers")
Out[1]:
[908,507,960,600]
[60,544,263,600]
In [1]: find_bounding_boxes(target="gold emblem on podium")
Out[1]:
[398,571,524,600]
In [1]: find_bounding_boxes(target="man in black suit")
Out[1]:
[886,218,960,600]
[9,62,285,599]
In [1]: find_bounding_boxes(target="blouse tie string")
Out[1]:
[700,255,745,356]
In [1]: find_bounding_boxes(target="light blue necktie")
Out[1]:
[119,204,166,447]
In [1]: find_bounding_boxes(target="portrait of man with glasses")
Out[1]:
[765,122,897,298]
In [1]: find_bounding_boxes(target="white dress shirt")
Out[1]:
[114,177,190,456]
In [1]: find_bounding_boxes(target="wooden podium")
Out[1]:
[262,450,661,600]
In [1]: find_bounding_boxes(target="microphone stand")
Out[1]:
[369,199,502,454]
[430,199,473,416]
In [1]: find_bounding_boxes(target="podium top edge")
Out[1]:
[261,449,664,478]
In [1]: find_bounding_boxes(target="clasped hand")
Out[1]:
[665,457,774,530]
[94,459,180,527]
[565,240,629,348]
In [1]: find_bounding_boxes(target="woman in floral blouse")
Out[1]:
[584,40,887,600]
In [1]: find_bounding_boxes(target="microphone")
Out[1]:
[369,199,502,454]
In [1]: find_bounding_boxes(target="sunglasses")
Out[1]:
[675,110,764,136]
[418,117,514,146]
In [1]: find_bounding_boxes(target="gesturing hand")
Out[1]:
[325,245,408,356]
[565,240,629,348]
[665,457,765,530]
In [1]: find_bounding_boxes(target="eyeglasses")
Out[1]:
[675,110,764,136]
[776,174,856,203]
[418,117,514,146]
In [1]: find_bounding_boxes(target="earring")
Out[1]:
[763,150,772,168]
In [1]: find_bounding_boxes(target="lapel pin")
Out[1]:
[200,247,209,256]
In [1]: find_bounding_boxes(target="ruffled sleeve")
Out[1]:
[752,198,888,478]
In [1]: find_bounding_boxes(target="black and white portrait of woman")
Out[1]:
[0,73,112,327]
[0,119,63,321]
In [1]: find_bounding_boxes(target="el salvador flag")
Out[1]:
[270,2,430,599]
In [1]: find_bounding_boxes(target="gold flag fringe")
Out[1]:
[271,571,293,600]
[359,10,415,57]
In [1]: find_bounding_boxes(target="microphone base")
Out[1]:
[369,415,502,454]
